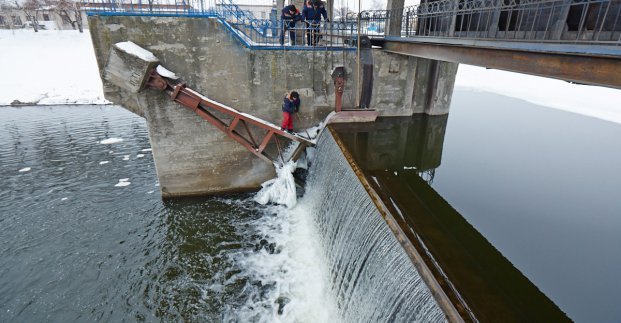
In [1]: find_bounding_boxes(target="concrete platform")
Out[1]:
[328,110,379,124]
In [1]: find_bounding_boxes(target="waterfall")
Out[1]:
[302,131,447,322]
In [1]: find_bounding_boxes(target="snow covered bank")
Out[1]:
[0,29,108,106]
[456,64,621,125]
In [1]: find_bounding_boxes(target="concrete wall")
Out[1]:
[88,15,452,196]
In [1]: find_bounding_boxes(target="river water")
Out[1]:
[1,88,620,322]
[0,105,337,322]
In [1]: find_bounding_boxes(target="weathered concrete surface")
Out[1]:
[88,15,451,196]
[412,58,459,115]
[88,16,357,196]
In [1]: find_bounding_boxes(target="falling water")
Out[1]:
[302,131,446,322]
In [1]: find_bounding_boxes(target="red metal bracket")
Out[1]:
[144,67,315,165]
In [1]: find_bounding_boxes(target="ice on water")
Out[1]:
[99,138,124,144]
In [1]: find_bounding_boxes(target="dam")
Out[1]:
[63,0,621,321]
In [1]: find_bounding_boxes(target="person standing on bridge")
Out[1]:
[280,4,302,46]
[302,0,328,46]
[281,91,300,133]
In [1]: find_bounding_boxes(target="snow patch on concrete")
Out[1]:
[115,41,158,62]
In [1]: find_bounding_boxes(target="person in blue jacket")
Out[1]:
[280,5,302,46]
[302,0,328,46]
[281,91,300,133]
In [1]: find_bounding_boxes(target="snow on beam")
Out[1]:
[104,41,160,93]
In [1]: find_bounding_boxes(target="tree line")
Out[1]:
[0,0,83,32]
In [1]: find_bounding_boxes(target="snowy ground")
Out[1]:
[1,29,620,124]
[0,29,107,106]
[455,64,621,125]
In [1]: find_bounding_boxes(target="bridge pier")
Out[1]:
[412,58,458,116]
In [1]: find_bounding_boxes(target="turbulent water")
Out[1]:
[0,105,340,322]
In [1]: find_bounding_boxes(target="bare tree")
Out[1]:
[16,0,44,32]
[51,0,83,32]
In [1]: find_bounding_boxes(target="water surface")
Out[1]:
[0,105,336,322]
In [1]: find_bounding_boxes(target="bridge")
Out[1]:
[84,0,621,89]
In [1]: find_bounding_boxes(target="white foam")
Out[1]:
[119,178,129,182]
[61,197,68,201]
[18,167,31,172]
[99,138,123,144]
[140,148,152,152]
[122,155,130,161]
[99,161,109,165]
[114,181,131,187]
[228,202,341,322]
[254,161,298,209]
[136,154,145,158]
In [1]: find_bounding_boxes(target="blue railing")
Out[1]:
[83,0,360,50]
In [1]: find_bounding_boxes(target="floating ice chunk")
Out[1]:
[156,65,178,79]
[99,138,123,144]
[99,161,109,165]
[136,154,145,158]
[115,41,158,62]
[18,167,31,172]
[115,178,130,187]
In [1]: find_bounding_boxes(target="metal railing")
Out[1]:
[83,0,363,49]
[357,0,621,45]
[84,0,620,46]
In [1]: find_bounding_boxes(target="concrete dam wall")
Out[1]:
[87,15,435,196]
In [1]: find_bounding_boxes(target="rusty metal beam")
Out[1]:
[144,70,314,165]
[382,40,621,90]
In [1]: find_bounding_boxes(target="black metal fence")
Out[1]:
[356,0,621,45]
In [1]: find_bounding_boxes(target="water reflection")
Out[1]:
[332,114,570,322]
[332,114,448,184]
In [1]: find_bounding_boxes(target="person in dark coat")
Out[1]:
[281,91,300,133]
[280,5,302,46]
[302,0,328,46]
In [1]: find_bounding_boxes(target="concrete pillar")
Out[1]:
[386,0,405,36]
[412,58,459,115]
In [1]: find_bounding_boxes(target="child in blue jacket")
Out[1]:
[281,91,300,133]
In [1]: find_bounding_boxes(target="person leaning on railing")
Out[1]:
[302,0,329,46]
[280,4,303,46]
